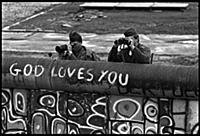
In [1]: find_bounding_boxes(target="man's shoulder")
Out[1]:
[81,45,95,54]
[81,45,100,61]
[85,48,96,55]
[81,45,92,56]
[81,45,87,51]
[139,43,150,50]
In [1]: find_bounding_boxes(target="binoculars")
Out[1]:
[55,44,68,53]
[114,38,132,46]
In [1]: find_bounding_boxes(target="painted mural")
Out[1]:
[1,88,199,134]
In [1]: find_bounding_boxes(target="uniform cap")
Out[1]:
[69,31,82,43]
[124,28,138,37]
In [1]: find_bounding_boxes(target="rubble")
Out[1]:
[71,10,107,22]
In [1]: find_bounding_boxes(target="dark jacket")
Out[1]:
[66,43,100,61]
[108,43,151,64]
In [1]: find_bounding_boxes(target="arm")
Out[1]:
[77,48,87,60]
[68,51,78,60]
[131,45,151,64]
[67,49,87,60]
[108,46,119,62]
[67,43,87,60]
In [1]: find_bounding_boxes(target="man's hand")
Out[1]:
[68,44,72,52]
[113,40,119,47]
[67,44,73,55]
[126,38,135,50]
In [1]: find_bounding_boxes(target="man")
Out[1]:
[55,31,100,61]
[108,28,151,64]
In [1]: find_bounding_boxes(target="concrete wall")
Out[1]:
[1,88,199,134]
[1,57,199,134]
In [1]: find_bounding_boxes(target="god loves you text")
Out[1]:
[9,63,129,86]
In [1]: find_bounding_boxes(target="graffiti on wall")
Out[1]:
[7,62,199,100]
[9,63,129,86]
[1,88,199,134]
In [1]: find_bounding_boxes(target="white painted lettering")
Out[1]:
[67,67,76,78]
[23,64,32,76]
[86,69,94,82]
[58,67,66,78]
[98,70,109,82]
[35,65,44,77]
[119,73,129,86]
[108,71,117,85]
[9,63,21,76]
[51,66,58,77]
[77,67,85,80]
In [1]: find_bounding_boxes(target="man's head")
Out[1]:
[69,31,82,46]
[124,28,139,46]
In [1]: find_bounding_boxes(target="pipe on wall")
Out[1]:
[2,56,199,99]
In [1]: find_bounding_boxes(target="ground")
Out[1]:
[3,2,198,35]
[2,2,199,66]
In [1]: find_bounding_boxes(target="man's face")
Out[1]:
[127,35,139,46]
[70,41,81,47]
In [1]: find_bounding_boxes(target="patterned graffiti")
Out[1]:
[1,88,199,134]
[1,89,28,134]
[67,93,107,134]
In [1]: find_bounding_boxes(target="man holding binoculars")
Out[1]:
[55,31,100,61]
[108,28,151,64]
